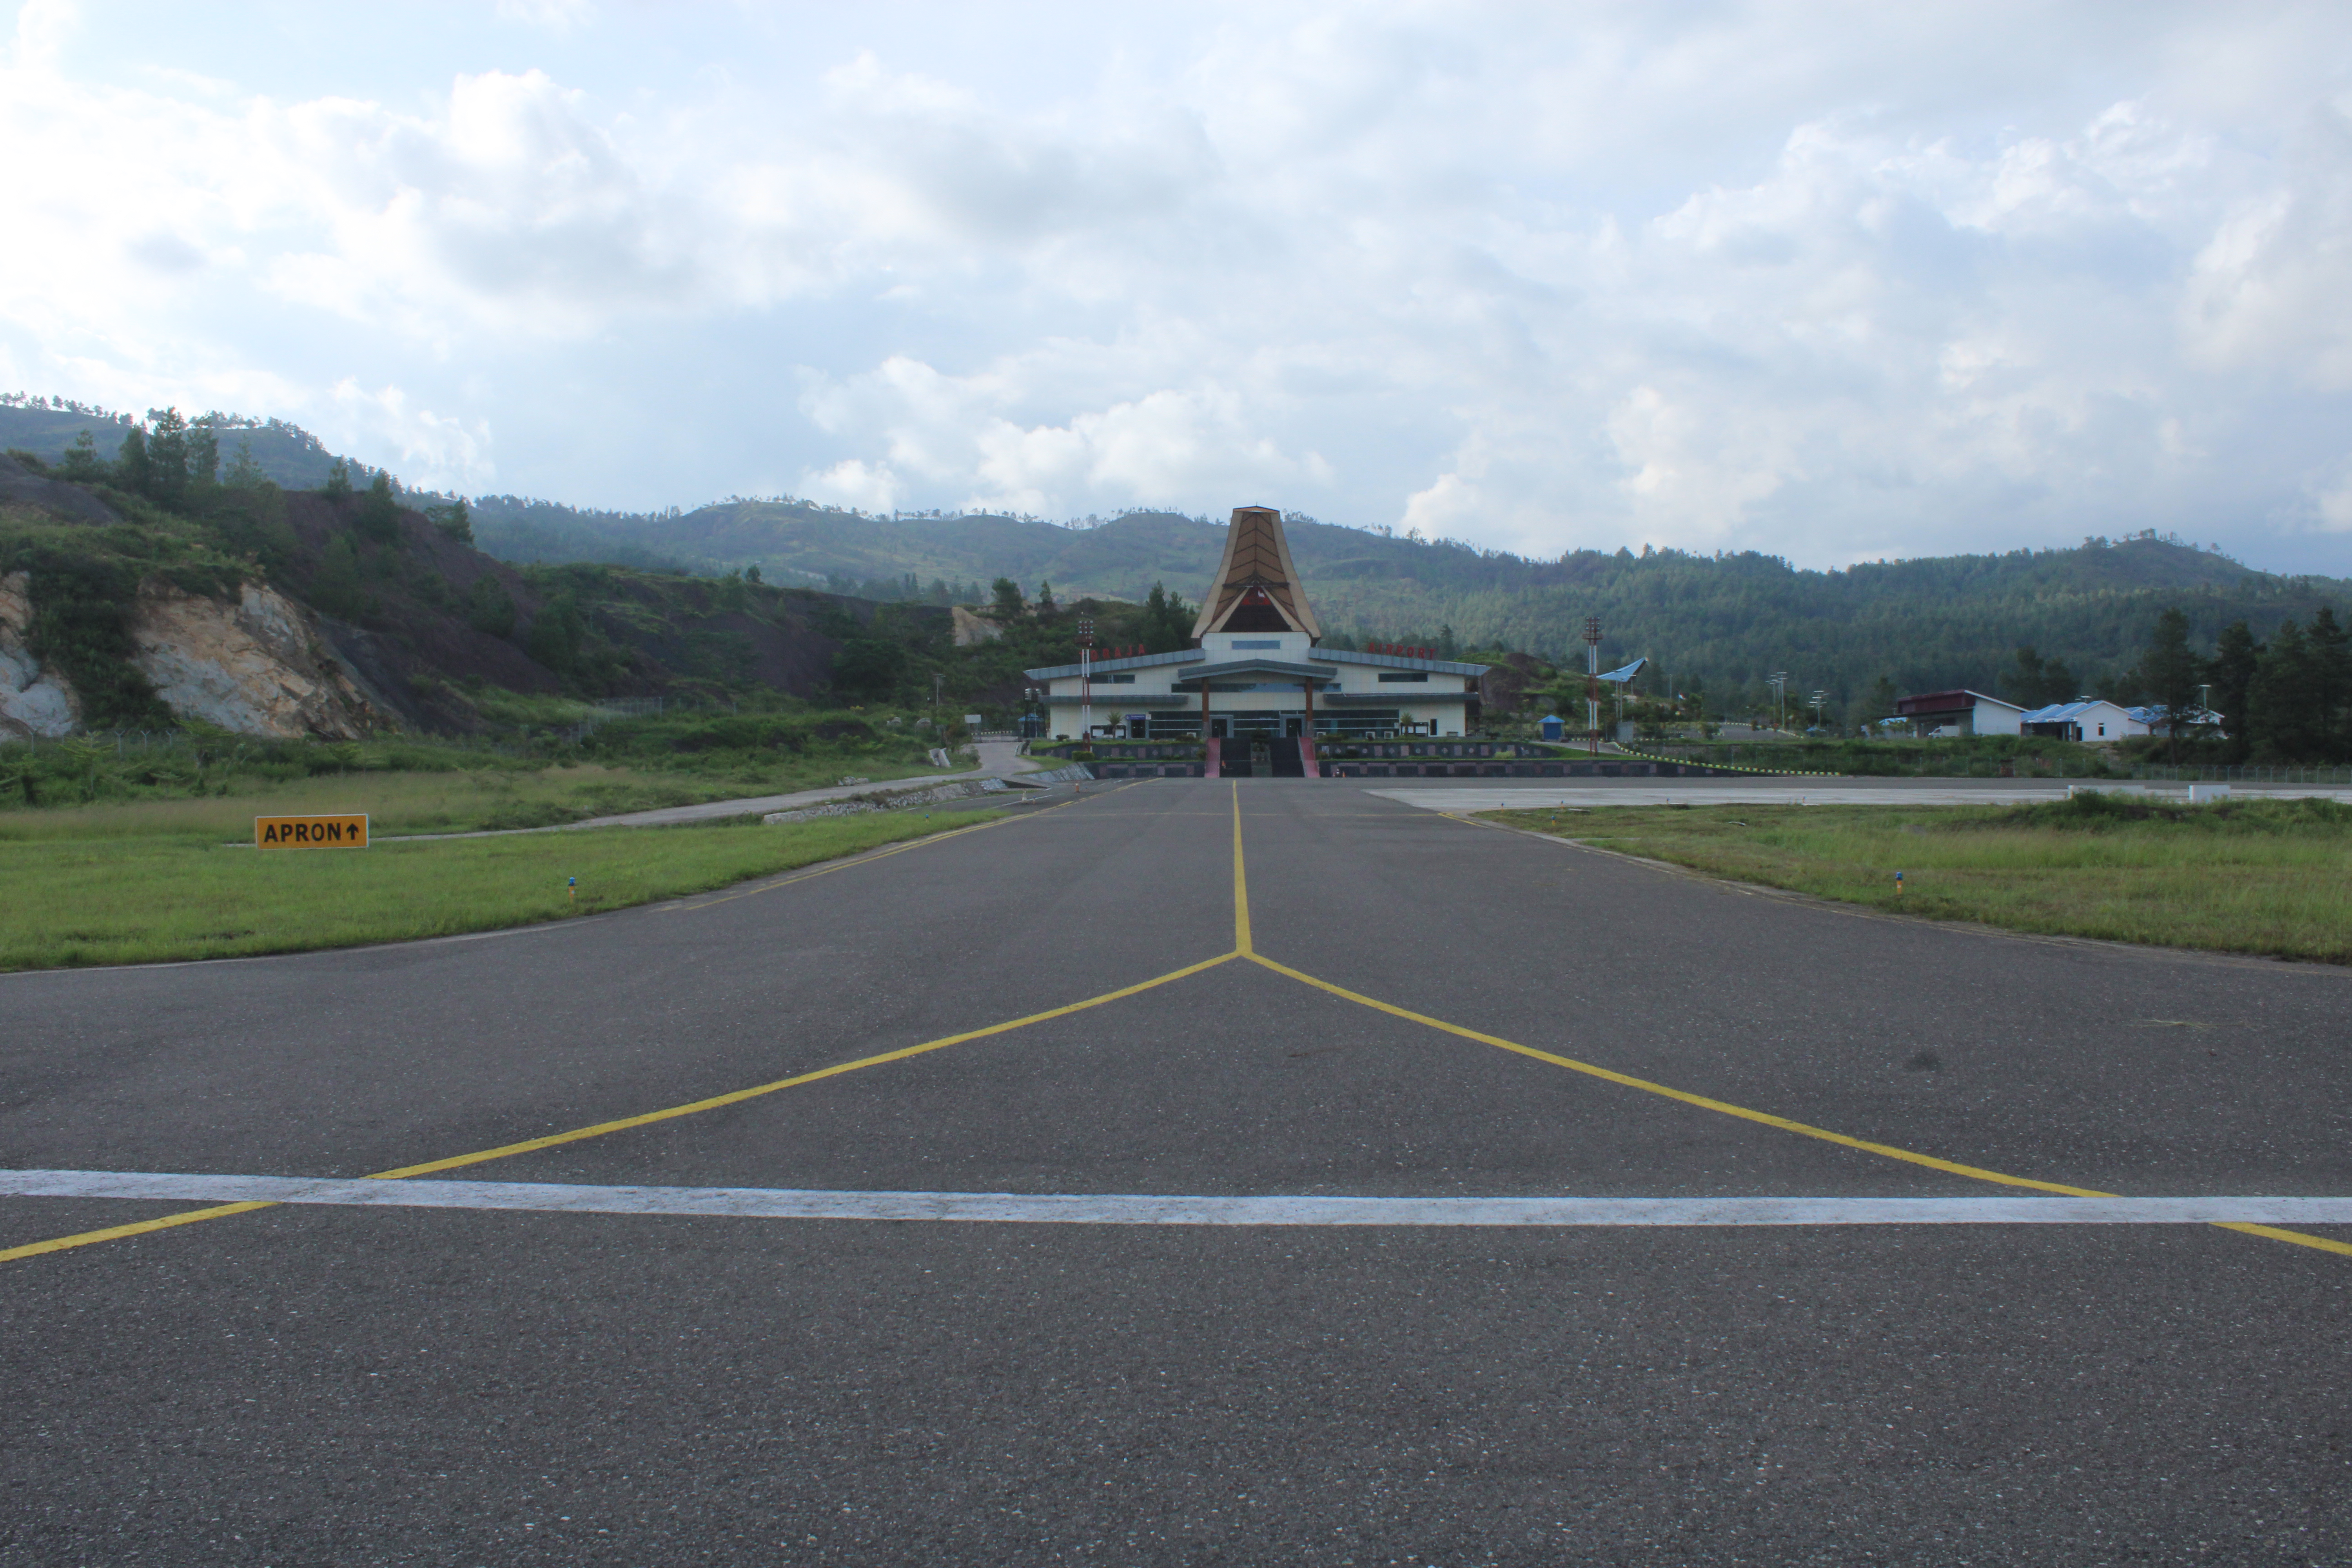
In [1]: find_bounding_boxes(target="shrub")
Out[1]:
[466,574,517,637]
[525,593,584,673]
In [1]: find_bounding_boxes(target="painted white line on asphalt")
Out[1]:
[5,1171,2351,1227]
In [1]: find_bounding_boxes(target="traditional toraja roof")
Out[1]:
[1191,505,1323,642]
[1022,647,1488,680]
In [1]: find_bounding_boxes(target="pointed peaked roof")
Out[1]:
[1191,505,1323,642]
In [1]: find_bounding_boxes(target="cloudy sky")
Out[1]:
[5,1,2352,573]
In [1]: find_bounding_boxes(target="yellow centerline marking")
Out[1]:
[1232,781,1252,955]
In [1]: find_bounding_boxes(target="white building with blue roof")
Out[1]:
[2019,698,2147,743]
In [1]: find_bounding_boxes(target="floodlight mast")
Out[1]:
[1584,617,1603,755]
[1077,616,1094,738]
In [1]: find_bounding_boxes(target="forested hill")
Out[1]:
[9,397,2347,708]
[0,400,690,573]
[525,499,2352,708]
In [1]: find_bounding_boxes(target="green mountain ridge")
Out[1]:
[10,396,2349,712]
[571,500,2351,711]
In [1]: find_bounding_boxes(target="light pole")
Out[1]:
[1077,616,1094,740]
[1769,671,1789,733]
[1584,617,1602,755]
[1810,688,1828,731]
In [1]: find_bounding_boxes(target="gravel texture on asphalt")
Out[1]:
[3,777,2347,1565]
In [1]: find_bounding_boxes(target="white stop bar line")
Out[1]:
[5,1170,2352,1227]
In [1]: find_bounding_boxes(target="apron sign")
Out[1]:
[255,814,370,849]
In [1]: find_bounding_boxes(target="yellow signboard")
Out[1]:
[254,813,370,849]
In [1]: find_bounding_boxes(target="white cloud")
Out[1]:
[3,2,2351,571]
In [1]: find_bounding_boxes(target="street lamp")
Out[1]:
[1769,671,1789,733]
[1076,616,1095,739]
[1583,617,1603,755]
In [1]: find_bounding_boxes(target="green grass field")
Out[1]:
[1483,794,2352,963]
[0,808,1005,971]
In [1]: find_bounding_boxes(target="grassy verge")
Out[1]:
[0,755,973,841]
[1483,794,2352,963]
[0,808,1004,971]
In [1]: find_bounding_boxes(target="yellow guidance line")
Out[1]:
[371,949,1238,1178]
[0,1201,278,1264]
[2,954,1241,1266]
[1231,781,1252,956]
[1243,954,2352,1258]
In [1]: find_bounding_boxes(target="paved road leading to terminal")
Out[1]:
[4,778,2349,1564]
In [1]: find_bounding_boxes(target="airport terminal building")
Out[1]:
[1025,506,1490,740]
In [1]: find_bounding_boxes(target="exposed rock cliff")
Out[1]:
[951,605,1005,646]
[0,571,83,739]
[127,580,383,739]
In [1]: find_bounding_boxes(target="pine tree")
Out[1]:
[322,458,352,501]
[2309,606,2350,761]
[188,422,219,490]
[59,430,105,482]
[2249,621,2320,760]
[2134,606,2202,762]
[430,495,473,544]
[115,425,150,494]
[144,408,188,507]
[2207,621,2261,763]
